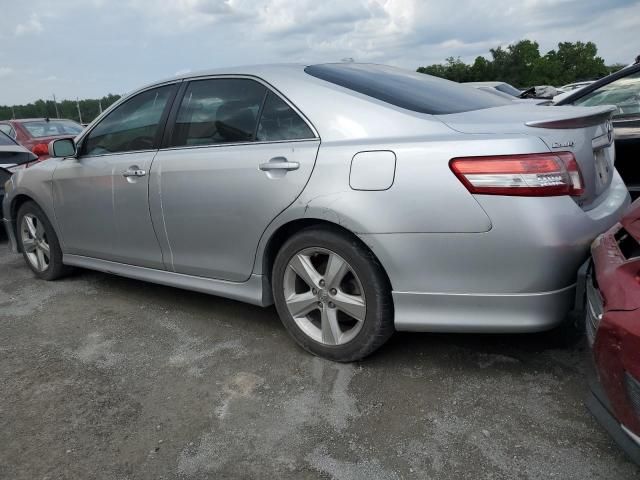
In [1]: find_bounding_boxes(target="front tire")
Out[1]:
[272,226,394,362]
[16,201,71,280]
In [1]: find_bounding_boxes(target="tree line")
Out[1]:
[0,94,121,123]
[417,40,626,88]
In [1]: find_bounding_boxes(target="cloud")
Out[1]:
[1,0,638,104]
[118,0,639,66]
[0,67,14,78]
[15,14,43,36]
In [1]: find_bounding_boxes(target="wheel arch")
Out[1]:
[7,194,38,252]
[260,217,393,294]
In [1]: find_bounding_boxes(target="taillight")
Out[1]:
[31,143,49,157]
[450,152,584,197]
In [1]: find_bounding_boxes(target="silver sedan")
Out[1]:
[2,63,630,361]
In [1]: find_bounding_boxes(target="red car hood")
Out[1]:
[592,198,640,312]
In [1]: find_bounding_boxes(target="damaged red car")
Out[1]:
[580,198,640,463]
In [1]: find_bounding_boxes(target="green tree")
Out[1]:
[417,39,620,88]
[0,95,121,123]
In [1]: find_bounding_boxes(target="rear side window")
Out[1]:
[171,79,266,147]
[0,130,17,145]
[0,125,16,141]
[256,92,314,141]
[305,63,509,115]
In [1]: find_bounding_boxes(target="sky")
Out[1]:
[0,0,638,104]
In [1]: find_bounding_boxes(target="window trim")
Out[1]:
[75,81,181,159]
[160,74,319,151]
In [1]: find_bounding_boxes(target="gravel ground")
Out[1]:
[1,233,638,480]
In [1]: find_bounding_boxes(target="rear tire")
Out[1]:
[16,201,72,281]
[272,226,394,362]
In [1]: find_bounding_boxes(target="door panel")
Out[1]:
[51,84,177,268]
[52,151,164,268]
[150,140,320,281]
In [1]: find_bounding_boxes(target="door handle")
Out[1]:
[259,158,300,172]
[123,169,147,177]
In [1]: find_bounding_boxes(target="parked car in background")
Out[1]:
[556,63,640,199]
[0,131,36,208]
[463,81,522,97]
[0,130,37,170]
[0,118,83,160]
[579,198,640,464]
[2,63,630,361]
[467,84,548,105]
[559,81,595,92]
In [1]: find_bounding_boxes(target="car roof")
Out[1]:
[141,63,308,89]
[9,118,79,123]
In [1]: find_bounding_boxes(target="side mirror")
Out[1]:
[48,138,76,158]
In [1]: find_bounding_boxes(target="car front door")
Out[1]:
[52,84,177,268]
[150,77,320,281]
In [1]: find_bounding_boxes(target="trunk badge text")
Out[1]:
[552,140,575,148]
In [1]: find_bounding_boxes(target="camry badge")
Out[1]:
[552,140,575,148]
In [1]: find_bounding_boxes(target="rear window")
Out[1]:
[21,119,83,138]
[304,63,510,115]
[494,83,522,97]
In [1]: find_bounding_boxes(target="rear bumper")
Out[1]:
[392,285,575,332]
[361,171,629,332]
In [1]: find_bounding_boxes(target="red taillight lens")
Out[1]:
[450,152,584,197]
[31,143,49,157]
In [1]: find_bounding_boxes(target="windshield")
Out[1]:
[478,87,517,100]
[21,119,84,138]
[0,130,17,146]
[572,71,640,119]
[494,83,522,97]
[305,63,510,115]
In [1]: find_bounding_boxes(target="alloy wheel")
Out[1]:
[20,213,50,272]
[283,247,366,346]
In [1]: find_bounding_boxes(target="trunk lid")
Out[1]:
[0,145,37,168]
[436,104,617,210]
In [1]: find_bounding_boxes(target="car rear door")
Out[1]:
[52,84,178,268]
[150,77,320,281]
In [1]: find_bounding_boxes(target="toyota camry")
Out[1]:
[1,63,630,361]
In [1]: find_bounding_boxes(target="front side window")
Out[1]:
[83,85,173,156]
[171,79,266,147]
[256,92,314,141]
[572,70,640,119]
